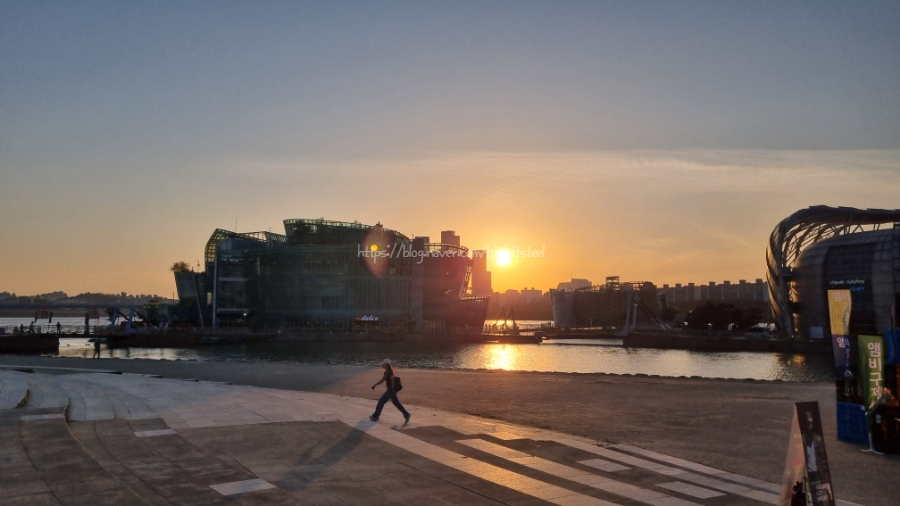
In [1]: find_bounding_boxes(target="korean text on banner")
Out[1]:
[858,335,884,408]
[827,290,852,379]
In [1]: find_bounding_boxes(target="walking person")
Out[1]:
[369,359,410,424]
[92,339,101,359]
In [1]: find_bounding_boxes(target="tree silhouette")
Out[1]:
[170,261,191,273]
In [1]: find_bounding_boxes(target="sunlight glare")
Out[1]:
[485,344,520,370]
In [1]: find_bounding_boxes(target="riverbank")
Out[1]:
[0,330,542,353]
[623,333,831,354]
[0,354,895,505]
[48,338,835,381]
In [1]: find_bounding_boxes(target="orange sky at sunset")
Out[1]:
[2,149,897,296]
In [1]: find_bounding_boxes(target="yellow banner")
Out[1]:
[827,289,851,336]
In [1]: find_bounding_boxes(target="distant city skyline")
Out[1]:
[2,275,771,300]
[2,3,898,296]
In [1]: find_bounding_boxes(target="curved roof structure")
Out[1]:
[283,219,409,245]
[766,205,900,336]
[204,229,287,264]
[203,220,411,265]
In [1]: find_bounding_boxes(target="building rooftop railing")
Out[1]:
[283,218,371,230]
[564,281,656,293]
[283,219,411,244]
[422,243,469,255]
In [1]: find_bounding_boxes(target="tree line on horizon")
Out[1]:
[0,291,165,305]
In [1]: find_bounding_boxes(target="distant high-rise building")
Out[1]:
[665,283,699,302]
[556,278,592,291]
[659,278,767,302]
[492,289,522,309]
[520,287,542,304]
[605,276,621,291]
[471,249,492,296]
[441,230,460,247]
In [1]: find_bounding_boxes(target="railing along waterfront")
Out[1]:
[1,322,794,341]
[1,324,98,335]
[0,324,258,336]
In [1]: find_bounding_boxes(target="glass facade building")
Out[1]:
[176,219,489,330]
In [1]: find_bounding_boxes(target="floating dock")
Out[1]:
[0,334,60,354]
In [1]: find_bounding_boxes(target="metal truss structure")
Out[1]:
[766,205,900,336]
[204,229,287,266]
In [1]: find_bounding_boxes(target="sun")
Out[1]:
[496,249,512,266]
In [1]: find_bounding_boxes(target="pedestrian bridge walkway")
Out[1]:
[0,368,860,506]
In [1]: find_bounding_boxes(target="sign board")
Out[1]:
[826,290,852,380]
[858,335,884,408]
[779,401,835,506]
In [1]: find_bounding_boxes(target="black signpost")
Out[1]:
[779,401,835,506]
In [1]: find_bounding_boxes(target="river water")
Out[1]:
[2,318,834,382]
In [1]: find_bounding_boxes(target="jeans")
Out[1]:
[372,390,409,419]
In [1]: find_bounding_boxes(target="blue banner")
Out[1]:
[886,328,898,365]
[831,334,853,380]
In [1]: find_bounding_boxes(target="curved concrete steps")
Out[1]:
[0,371,382,504]
[1,371,296,503]
[9,371,159,421]
[0,370,30,409]
[58,377,115,420]
[17,371,71,410]
[65,374,170,421]
[1,407,148,505]
[76,418,261,505]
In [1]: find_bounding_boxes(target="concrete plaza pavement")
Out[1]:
[0,355,895,505]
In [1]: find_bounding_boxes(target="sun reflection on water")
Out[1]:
[484,344,522,370]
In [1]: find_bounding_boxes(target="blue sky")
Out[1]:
[1,1,898,294]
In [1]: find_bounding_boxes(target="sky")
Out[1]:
[1,1,899,296]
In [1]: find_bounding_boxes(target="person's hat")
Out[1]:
[382,359,391,366]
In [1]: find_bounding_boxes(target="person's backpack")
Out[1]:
[393,376,403,392]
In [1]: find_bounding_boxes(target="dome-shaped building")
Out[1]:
[766,206,900,339]
[793,228,898,339]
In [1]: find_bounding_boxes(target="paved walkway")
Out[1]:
[0,368,863,506]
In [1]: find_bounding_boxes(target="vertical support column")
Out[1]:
[212,250,219,328]
[618,293,632,336]
[126,306,134,334]
[778,269,793,338]
[632,294,639,330]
